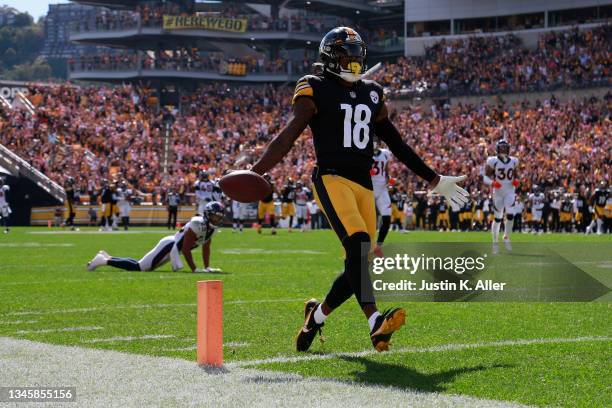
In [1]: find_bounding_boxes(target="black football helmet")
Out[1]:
[319,27,367,83]
[204,201,224,227]
[496,139,510,158]
[199,170,209,181]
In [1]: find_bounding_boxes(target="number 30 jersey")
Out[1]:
[486,156,519,193]
[293,73,385,188]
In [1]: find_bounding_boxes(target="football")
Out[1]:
[219,170,272,203]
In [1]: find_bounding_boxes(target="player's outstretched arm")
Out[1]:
[202,239,211,269]
[181,228,198,273]
[251,97,316,175]
[373,103,469,208]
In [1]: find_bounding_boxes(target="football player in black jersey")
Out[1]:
[252,27,469,352]
[257,173,277,235]
[587,181,609,234]
[64,177,77,230]
[281,178,297,232]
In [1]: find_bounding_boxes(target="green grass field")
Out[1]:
[0,227,610,407]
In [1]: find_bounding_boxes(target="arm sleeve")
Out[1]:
[373,117,437,183]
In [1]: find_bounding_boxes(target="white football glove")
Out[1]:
[429,175,469,208]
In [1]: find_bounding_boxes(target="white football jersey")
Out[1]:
[194,180,214,202]
[371,148,391,188]
[529,193,546,210]
[0,185,9,206]
[486,156,518,192]
[174,216,215,249]
[295,187,310,205]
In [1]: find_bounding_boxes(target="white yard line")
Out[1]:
[83,334,175,344]
[6,299,304,316]
[27,230,173,235]
[0,337,528,408]
[0,242,75,247]
[228,336,612,368]
[0,320,38,325]
[15,326,103,334]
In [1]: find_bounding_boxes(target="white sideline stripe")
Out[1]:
[221,248,326,255]
[228,336,612,368]
[0,242,75,247]
[226,341,250,347]
[27,230,172,235]
[0,337,527,408]
[161,343,249,352]
[6,299,304,316]
[15,326,103,334]
[0,320,38,325]
[83,334,175,344]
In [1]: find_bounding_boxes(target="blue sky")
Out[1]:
[2,1,70,20]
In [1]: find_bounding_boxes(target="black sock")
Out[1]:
[377,216,391,246]
[107,257,141,271]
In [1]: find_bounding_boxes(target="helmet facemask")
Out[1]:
[320,28,367,83]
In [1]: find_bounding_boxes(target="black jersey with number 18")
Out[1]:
[293,73,385,189]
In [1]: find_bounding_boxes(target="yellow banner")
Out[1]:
[163,15,248,32]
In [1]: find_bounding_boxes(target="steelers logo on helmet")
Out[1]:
[319,26,367,83]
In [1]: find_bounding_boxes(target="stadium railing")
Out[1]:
[0,143,66,203]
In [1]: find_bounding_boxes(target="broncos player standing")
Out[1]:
[115,181,132,231]
[483,140,519,254]
[88,202,224,273]
[0,176,10,233]
[294,181,311,232]
[194,170,214,215]
[251,27,468,352]
[371,141,392,253]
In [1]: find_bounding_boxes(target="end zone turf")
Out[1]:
[0,227,610,407]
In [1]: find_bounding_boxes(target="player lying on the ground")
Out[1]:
[87,202,224,273]
[251,27,469,352]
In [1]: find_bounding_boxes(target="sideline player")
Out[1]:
[294,181,311,231]
[194,170,214,214]
[231,199,248,233]
[257,173,277,234]
[281,178,296,231]
[529,185,545,233]
[64,177,77,230]
[115,181,132,231]
[371,141,392,253]
[87,202,224,273]
[483,140,519,254]
[587,181,608,234]
[99,179,115,232]
[0,176,10,233]
[251,27,468,352]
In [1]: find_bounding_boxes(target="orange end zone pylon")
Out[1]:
[196,280,223,366]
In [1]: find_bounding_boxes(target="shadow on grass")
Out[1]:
[339,356,511,392]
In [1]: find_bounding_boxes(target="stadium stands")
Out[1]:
[374,25,611,97]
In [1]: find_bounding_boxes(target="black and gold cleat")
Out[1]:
[370,308,406,352]
[295,298,324,352]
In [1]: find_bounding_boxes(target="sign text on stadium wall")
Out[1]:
[163,15,248,32]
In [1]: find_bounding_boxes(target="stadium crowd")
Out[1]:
[1,80,609,207]
[374,25,611,97]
